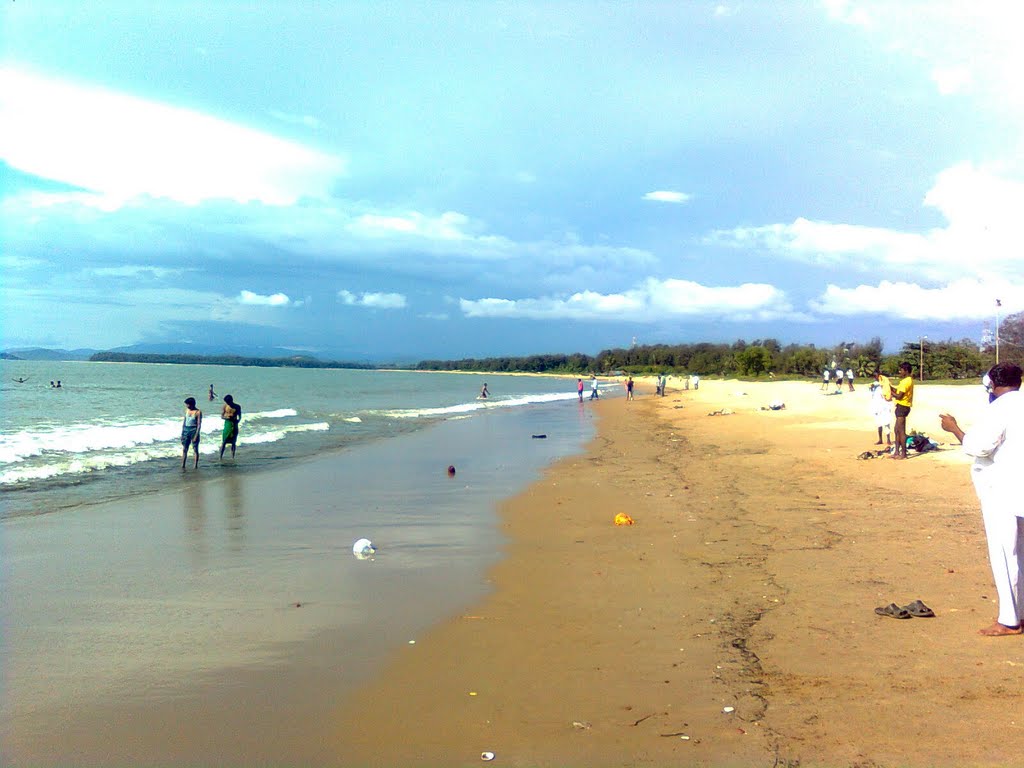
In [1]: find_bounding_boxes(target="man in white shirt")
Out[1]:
[940,363,1024,636]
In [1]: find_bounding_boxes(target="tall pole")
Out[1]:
[996,299,1001,364]
[920,335,927,381]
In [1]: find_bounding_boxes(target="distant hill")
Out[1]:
[2,347,97,361]
[108,342,328,359]
[89,351,378,370]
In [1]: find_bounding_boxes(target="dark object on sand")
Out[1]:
[531,434,547,439]
[903,599,935,618]
[447,465,456,476]
[874,603,912,619]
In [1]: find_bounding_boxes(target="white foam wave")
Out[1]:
[0,422,331,486]
[379,391,579,419]
[247,408,297,420]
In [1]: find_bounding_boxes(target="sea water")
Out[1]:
[0,360,611,762]
[0,360,601,517]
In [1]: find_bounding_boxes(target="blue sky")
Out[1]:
[2,1,1023,361]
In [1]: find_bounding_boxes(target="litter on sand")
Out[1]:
[481,751,495,761]
[614,512,634,526]
[352,538,376,558]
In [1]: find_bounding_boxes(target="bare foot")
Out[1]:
[978,622,1023,636]
[874,440,883,445]
[890,455,906,460]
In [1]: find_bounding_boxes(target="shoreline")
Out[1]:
[0,400,596,767]
[330,379,1017,767]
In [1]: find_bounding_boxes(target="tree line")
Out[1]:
[417,311,1024,380]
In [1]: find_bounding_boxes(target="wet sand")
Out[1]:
[332,378,1022,767]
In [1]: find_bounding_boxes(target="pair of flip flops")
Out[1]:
[875,600,935,619]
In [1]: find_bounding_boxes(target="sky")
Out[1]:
[2,1,1023,362]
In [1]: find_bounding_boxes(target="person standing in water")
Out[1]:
[208,384,216,401]
[181,397,202,470]
[479,382,489,399]
[220,394,242,460]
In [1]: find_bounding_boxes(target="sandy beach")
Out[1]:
[331,377,1022,767]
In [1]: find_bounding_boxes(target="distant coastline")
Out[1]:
[87,351,376,370]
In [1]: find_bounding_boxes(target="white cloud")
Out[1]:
[643,190,692,204]
[91,265,181,279]
[349,211,481,242]
[708,164,1024,283]
[0,68,345,208]
[268,110,323,129]
[238,290,293,307]
[460,277,797,322]
[824,1,1024,109]
[811,279,1024,320]
[930,65,972,95]
[338,290,407,309]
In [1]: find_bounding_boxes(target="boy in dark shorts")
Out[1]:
[890,362,914,459]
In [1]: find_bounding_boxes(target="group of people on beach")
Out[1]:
[862,357,1024,638]
[180,387,242,470]
[822,366,856,393]
[575,375,602,402]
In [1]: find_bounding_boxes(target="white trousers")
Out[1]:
[981,504,1024,627]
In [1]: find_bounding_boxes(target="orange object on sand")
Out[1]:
[614,512,634,526]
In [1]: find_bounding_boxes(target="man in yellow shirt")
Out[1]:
[890,362,914,459]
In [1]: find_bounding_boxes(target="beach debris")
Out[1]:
[707,409,733,416]
[352,538,376,559]
[630,712,657,726]
[469,691,478,696]
[532,434,547,439]
[480,751,495,761]
[722,706,735,714]
[408,640,416,644]
[613,512,634,526]
[448,464,456,476]
[572,720,592,730]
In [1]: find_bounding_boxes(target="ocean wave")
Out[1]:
[0,409,303,465]
[378,390,579,419]
[0,422,331,486]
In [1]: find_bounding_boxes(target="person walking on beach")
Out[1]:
[577,378,584,402]
[625,376,634,401]
[181,397,202,470]
[590,375,599,400]
[939,363,1024,636]
[890,362,914,459]
[220,394,242,460]
[821,368,830,391]
[869,371,892,447]
[846,368,855,391]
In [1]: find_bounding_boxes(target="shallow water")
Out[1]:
[0,370,602,765]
